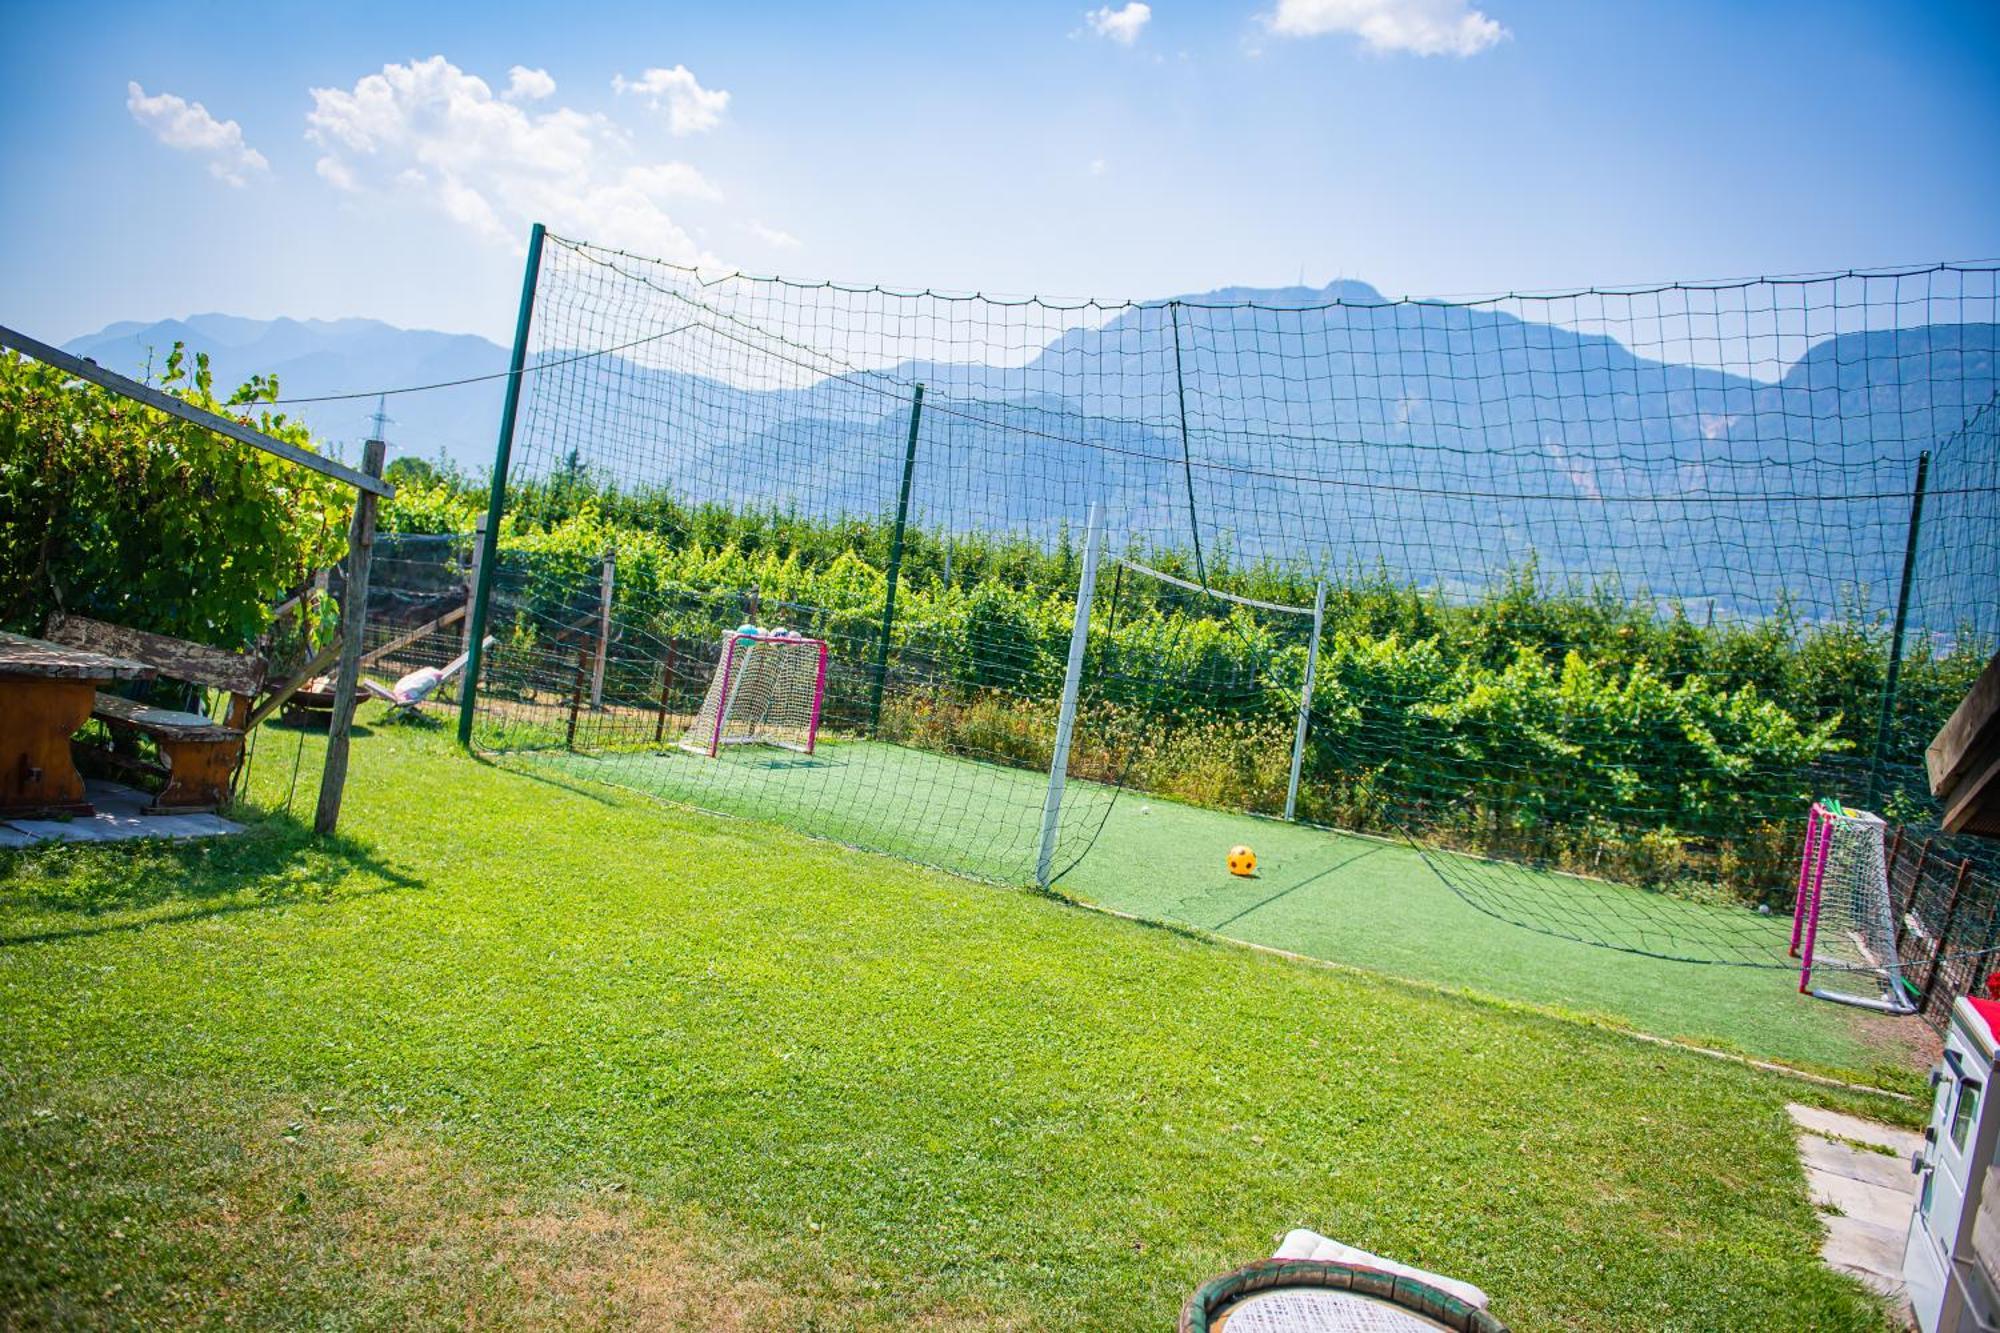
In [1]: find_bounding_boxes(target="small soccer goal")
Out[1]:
[678,628,829,758]
[1791,800,1919,1015]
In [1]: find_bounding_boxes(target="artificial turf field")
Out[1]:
[529,736,1898,1081]
[0,717,1912,1329]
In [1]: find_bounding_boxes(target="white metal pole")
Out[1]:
[590,547,615,709]
[1284,580,1326,822]
[1038,503,1102,890]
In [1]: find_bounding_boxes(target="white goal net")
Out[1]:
[1793,801,1917,1014]
[678,631,829,757]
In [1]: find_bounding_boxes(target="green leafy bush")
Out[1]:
[0,347,350,649]
[380,470,1985,900]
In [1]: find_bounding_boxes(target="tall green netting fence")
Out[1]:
[444,231,1998,964]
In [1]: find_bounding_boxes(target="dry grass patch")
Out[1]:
[2,1087,1019,1332]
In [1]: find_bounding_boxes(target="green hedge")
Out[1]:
[381,472,1984,898]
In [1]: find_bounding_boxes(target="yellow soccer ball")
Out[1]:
[1227,845,1258,877]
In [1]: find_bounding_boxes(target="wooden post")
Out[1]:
[566,647,589,750]
[1910,836,1935,922]
[591,548,615,709]
[1921,858,1975,1013]
[460,514,487,660]
[314,438,385,836]
[654,643,677,745]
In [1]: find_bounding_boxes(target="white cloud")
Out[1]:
[1085,2,1152,45]
[611,65,730,136]
[748,220,801,250]
[504,66,556,102]
[1266,0,1505,56]
[1089,158,1107,176]
[125,82,269,187]
[307,55,719,259]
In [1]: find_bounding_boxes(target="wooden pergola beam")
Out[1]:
[0,323,395,499]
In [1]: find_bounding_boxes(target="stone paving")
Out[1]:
[1,780,245,847]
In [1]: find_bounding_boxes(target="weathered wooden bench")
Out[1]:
[45,615,266,813]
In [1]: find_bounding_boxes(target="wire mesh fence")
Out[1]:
[432,232,1999,973]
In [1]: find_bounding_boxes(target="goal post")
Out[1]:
[1039,502,1102,891]
[1792,800,1919,1014]
[1107,554,1325,823]
[1284,581,1327,822]
[679,630,829,758]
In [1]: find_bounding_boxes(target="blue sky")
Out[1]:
[2,0,1996,344]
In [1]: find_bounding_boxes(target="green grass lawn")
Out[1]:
[527,737,1894,1081]
[0,717,1910,1329]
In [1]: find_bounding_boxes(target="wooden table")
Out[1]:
[0,630,155,816]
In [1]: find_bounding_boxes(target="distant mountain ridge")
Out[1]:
[55,293,1995,621]
[63,314,511,469]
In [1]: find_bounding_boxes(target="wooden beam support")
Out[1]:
[244,640,343,731]
[358,604,467,671]
[1930,649,2000,837]
[0,324,393,498]
[315,439,385,836]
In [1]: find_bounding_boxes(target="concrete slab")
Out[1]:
[1789,1102,1924,1157]
[1802,1133,1921,1193]
[1790,1106,1921,1324]
[1821,1215,1911,1290]
[1808,1161,1918,1229]
[3,781,244,846]
[0,825,36,849]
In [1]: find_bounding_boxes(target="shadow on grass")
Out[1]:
[472,751,631,807]
[1202,844,1388,932]
[0,806,423,948]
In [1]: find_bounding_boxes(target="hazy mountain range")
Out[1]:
[63,314,509,469]
[59,287,1997,621]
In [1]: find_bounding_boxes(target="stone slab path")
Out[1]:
[2,780,244,846]
[1788,1102,1922,1326]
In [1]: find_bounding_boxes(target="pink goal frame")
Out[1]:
[703,633,829,758]
[1789,801,1836,994]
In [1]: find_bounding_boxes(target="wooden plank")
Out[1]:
[0,630,154,682]
[590,549,614,709]
[358,604,466,670]
[1930,649,2000,798]
[45,616,263,695]
[244,639,343,730]
[91,692,238,742]
[0,324,394,499]
[315,440,384,836]
[1943,748,2000,837]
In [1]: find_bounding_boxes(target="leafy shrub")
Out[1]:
[0,347,349,649]
[382,468,1985,902]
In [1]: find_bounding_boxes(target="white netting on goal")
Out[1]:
[1794,802,1917,1013]
[679,632,828,757]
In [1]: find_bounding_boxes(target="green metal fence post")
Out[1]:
[1869,449,1930,803]
[458,222,546,746]
[869,383,924,733]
